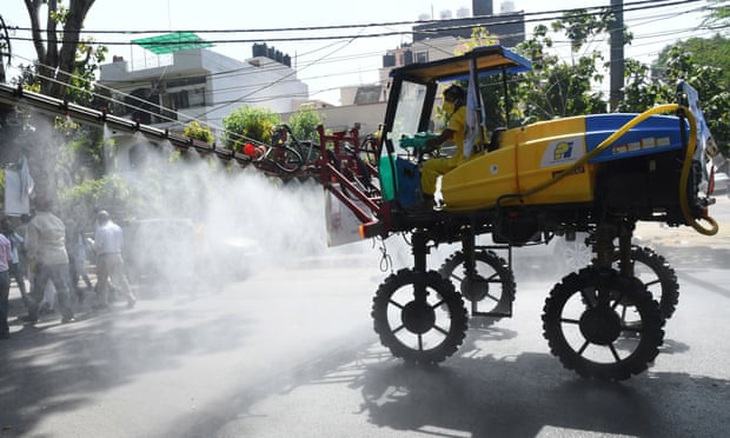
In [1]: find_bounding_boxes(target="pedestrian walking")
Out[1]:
[1,217,30,309]
[94,210,136,309]
[69,228,93,303]
[0,231,13,339]
[21,198,76,324]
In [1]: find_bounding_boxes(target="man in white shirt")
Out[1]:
[22,198,75,323]
[94,210,136,309]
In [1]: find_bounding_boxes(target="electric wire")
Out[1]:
[4,0,684,35]
[4,0,712,82]
[5,0,703,46]
[193,36,359,120]
[4,0,720,146]
[11,32,713,140]
[14,13,713,103]
[11,17,712,101]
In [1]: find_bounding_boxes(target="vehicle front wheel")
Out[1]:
[372,269,468,364]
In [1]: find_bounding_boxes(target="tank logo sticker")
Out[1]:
[540,137,585,168]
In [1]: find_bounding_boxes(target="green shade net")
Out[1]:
[132,32,213,55]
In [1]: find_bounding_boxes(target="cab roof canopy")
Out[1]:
[392,45,531,85]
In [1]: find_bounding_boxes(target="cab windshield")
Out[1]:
[389,80,428,152]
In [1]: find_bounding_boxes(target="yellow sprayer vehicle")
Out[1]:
[320,45,721,381]
[0,44,721,381]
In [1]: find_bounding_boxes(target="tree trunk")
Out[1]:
[25,0,96,98]
[19,0,96,204]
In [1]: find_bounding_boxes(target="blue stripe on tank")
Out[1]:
[584,114,687,163]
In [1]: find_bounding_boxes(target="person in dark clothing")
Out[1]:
[0,232,13,339]
[1,217,30,309]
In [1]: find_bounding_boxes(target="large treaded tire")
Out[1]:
[438,250,516,325]
[372,269,468,364]
[621,246,680,320]
[542,267,665,381]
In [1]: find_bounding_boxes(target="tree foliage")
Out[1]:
[286,107,324,142]
[511,23,607,124]
[183,121,215,144]
[467,6,729,158]
[23,0,102,100]
[2,1,107,204]
[703,0,730,27]
[54,117,106,181]
[59,174,134,225]
[222,105,281,151]
[619,36,730,156]
[655,35,730,89]
[456,26,498,55]
[0,15,10,83]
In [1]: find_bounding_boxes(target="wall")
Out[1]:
[281,102,388,137]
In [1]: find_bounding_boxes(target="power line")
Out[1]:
[8,1,708,81]
[8,0,708,87]
[6,0,702,47]
[5,0,718,141]
[5,0,686,35]
[10,5,713,99]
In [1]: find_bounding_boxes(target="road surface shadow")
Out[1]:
[162,325,728,438]
[0,292,256,437]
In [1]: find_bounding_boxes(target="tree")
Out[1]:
[23,0,100,99]
[286,107,324,143]
[0,14,10,83]
[456,26,498,54]
[621,37,730,157]
[222,105,281,151]
[618,59,669,112]
[54,116,106,182]
[703,0,730,27]
[658,47,730,156]
[3,1,108,205]
[655,35,730,89]
[455,27,514,129]
[183,121,215,144]
[512,23,607,124]
[1,15,18,170]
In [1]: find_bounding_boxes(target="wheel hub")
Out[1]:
[579,306,622,345]
[460,275,489,302]
[402,301,436,334]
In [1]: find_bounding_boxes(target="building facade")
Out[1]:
[99,39,308,137]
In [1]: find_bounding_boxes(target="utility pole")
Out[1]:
[609,0,625,111]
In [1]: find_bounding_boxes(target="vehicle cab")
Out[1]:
[377,45,532,210]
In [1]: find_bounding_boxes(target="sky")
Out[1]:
[1,0,715,104]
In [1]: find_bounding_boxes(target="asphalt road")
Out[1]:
[1,198,729,438]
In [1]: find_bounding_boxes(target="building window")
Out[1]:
[188,88,206,107]
[414,51,429,64]
[166,87,206,110]
[168,90,188,110]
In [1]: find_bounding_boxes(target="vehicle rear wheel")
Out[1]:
[438,250,515,325]
[615,246,679,320]
[372,269,468,364]
[542,267,664,380]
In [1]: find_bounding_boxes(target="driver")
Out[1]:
[420,84,470,204]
